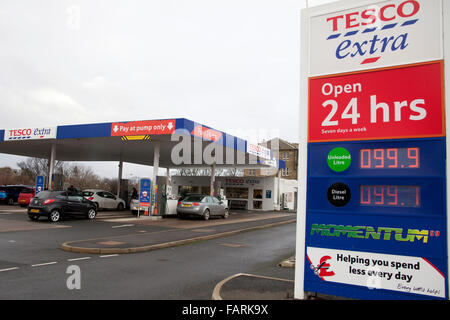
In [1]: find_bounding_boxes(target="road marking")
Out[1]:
[0,267,19,272]
[68,257,91,262]
[31,262,58,267]
[112,224,134,228]
[99,254,119,258]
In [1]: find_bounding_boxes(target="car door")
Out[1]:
[205,196,218,215]
[96,191,108,209]
[200,196,212,214]
[211,197,223,216]
[56,192,70,213]
[67,195,88,215]
[103,192,117,209]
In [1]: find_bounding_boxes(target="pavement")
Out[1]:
[212,256,296,300]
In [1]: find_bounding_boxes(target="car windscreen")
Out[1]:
[82,191,94,196]
[182,195,204,202]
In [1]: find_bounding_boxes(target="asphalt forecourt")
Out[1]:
[61,212,296,254]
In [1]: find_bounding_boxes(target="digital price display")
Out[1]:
[360,148,419,169]
[360,185,420,208]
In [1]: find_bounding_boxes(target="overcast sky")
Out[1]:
[0,0,337,179]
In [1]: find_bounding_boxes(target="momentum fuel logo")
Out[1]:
[311,223,440,244]
[326,0,420,65]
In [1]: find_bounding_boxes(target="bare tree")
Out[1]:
[17,158,65,183]
[64,164,101,190]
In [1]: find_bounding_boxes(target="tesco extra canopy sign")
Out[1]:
[4,127,57,141]
[309,0,443,76]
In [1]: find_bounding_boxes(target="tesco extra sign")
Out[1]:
[309,0,443,76]
[4,127,57,141]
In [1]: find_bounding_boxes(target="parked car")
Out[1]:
[82,189,126,211]
[28,190,97,222]
[0,185,31,205]
[177,195,229,220]
[18,187,35,207]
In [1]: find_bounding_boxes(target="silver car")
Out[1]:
[177,195,229,220]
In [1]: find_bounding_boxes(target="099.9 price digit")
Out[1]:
[360,148,420,169]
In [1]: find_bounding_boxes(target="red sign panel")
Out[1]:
[191,125,223,142]
[308,61,445,142]
[111,119,176,136]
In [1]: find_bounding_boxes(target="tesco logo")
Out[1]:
[5,127,55,141]
[325,0,421,65]
[327,1,420,32]
[8,128,32,137]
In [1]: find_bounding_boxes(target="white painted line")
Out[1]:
[31,262,58,267]
[0,267,19,272]
[111,224,134,228]
[68,257,91,262]
[99,254,119,258]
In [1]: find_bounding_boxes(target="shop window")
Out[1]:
[253,189,263,210]
[229,200,248,210]
[253,189,263,199]
[201,187,210,195]
[226,187,248,199]
[253,201,263,209]
[179,186,199,198]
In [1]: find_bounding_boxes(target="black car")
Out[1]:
[28,190,97,222]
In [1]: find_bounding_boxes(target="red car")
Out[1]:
[18,188,35,207]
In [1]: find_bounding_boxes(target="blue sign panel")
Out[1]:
[35,176,45,195]
[139,178,151,207]
[304,138,447,300]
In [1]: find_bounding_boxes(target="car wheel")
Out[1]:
[117,203,124,211]
[223,209,229,219]
[48,210,60,222]
[87,208,97,220]
[203,209,210,221]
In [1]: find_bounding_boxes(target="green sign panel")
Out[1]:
[327,147,351,172]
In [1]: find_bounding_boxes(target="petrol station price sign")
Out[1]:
[298,0,448,300]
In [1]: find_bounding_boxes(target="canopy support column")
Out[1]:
[48,144,56,190]
[117,160,123,197]
[152,142,160,215]
[210,163,216,197]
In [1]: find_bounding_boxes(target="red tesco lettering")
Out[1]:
[9,128,32,137]
[327,0,420,32]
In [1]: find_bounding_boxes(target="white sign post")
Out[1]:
[296,0,448,300]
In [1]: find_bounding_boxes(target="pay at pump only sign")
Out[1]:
[298,0,448,300]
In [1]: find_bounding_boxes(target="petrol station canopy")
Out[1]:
[0,118,285,170]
